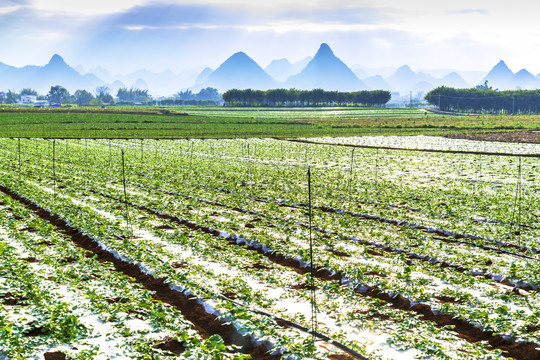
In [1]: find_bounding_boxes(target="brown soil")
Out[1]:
[43,352,66,360]
[1,292,26,306]
[291,282,318,291]
[328,355,357,360]
[24,324,49,337]
[444,131,540,144]
[153,336,185,355]
[325,249,351,258]
[248,262,271,271]
[434,296,462,304]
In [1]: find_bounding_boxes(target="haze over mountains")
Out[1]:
[2,43,540,98]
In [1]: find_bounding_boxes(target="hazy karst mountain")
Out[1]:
[286,43,367,91]
[201,51,276,91]
[385,65,437,92]
[108,80,125,94]
[363,75,391,90]
[353,67,370,80]
[438,72,470,88]
[507,69,540,90]
[133,78,149,90]
[28,54,102,93]
[88,66,114,83]
[119,69,185,95]
[482,60,514,90]
[0,65,38,91]
[265,57,314,82]
[193,67,213,86]
[292,57,312,73]
[0,62,14,73]
[265,59,294,82]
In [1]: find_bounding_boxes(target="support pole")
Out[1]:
[53,139,57,196]
[308,166,317,339]
[121,150,132,235]
[18,138,21,170]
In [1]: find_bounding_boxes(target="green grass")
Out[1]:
[0,106,539,138]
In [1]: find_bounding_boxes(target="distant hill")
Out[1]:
[363,75,391,90]
[193,67,213,87]
[200,52,276,91]
[507,69,540,90]
[438,72,469,88]
[265,59,294,82]
[0,62,15,73]
[482,60,514,90]
[264,57,314,82]
[0,54,101,93]
[286,43,367,91]
[385,65,437,91]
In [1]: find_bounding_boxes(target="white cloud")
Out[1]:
[0,5,23,14]
[29,0,147,15]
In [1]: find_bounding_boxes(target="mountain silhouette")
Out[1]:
[482,60,514,89]
[202,52,275,91]
[194,67,213,86]
[286,43,367,91]
[508,69,540,90]
[363,75,391,90]
[438,72,469,88]
[0,54,102,93]
[265,59,294,82]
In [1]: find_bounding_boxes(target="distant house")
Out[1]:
[49,103,61,108]
[34,100,49,108]
[20,95,37,104]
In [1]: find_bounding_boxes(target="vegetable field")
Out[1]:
[0,136,539,359]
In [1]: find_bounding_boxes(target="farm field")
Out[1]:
[0,136,539,359]
[2,106,540,138]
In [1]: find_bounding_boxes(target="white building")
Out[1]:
[20,95,37,104]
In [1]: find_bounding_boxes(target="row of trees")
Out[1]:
[175,87,222,101]
[425,86,540,114]
[222,89,391,107]
[0,86,115,106]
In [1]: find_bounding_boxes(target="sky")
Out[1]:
[1,0,540,76]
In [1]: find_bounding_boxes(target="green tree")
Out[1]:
[20,88,38,96]
[5,90,19,104]
[73,90,94,106]
[47,85,70,104]
[95,86,114,104]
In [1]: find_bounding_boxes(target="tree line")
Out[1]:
[222,89,391,107]
[425,86,540,114]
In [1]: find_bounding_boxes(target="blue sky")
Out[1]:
[1,0,540,75]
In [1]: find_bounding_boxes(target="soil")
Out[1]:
[153,336,185,355]
[43,352,66,360]
[444,131,540,144]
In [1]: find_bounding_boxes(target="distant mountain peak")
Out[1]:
[47,54,67,67]
[315,43,334,57]
[396,65,414,74]
[492,60,511,72]
[201,51,275,91]
[286,43,367,91]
